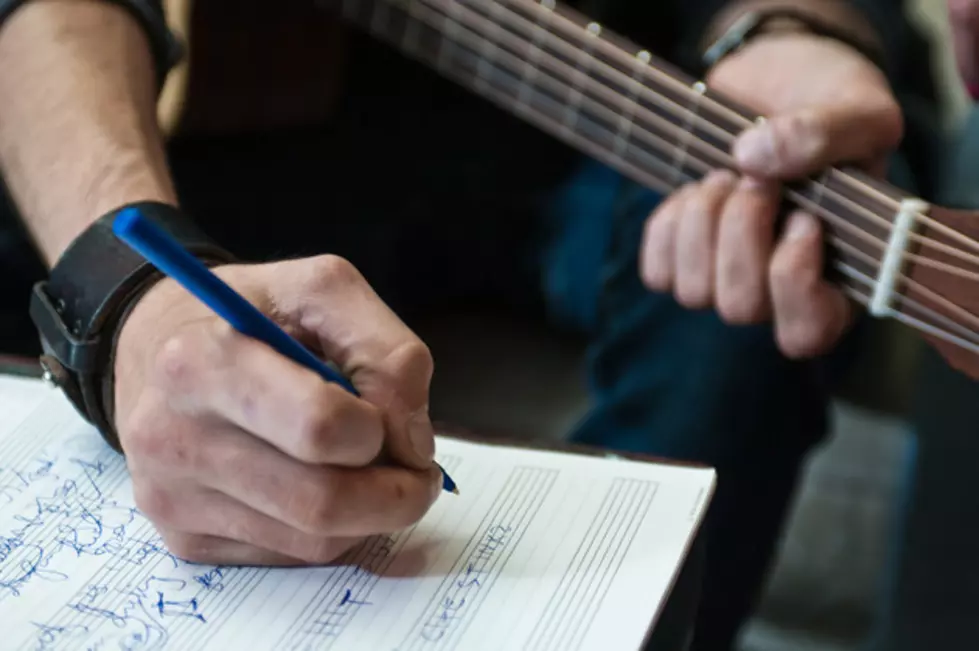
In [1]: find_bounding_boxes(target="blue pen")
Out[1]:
[112,207,458,495]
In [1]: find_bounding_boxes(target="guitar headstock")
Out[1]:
[902,203,979,379]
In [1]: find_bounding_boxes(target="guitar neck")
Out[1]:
[331,0,909,208]
[323,0,979,374]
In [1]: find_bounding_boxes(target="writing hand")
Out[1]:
[112,255,442,564]
[640,32,903,358]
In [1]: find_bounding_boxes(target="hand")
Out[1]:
[949,0,979,94]
[113,255,443,565]
[640,32,903,358]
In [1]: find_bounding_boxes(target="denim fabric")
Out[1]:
[540,159,839,650]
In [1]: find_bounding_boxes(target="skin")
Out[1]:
[949,0,979,93]
[641,31,902,359]
[0,0,898,565]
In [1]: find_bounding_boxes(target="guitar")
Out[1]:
[157,0,979,380]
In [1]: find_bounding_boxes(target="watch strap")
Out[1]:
[30,202,235,451]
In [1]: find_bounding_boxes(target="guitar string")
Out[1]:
[433,0,979,267]
[398,0,979,276]
[839,267,979,355]
[485,0,979,261]
[356,0,979,350]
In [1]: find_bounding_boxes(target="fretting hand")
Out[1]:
[113,256,443,565]
[640,31,903,358]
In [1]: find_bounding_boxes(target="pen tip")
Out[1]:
[451,487,460,495]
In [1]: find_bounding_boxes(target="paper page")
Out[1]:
[0,376,714,650]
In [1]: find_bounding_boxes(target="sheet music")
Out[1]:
[0,376,714,650]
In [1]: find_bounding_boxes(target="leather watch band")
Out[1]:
[0,0,182,89]
[30,202,235,451]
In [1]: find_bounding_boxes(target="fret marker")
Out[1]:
[755,116,767,125]
[870,198,928,318]
[586,22,602,36]
[636,50,651,63]
[692,81,707,94]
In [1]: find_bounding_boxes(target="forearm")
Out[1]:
[0,0,176,266]
[700,0,885,54]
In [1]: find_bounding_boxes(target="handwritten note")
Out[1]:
[0,376,714,650]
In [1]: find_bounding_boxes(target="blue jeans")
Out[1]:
[540,161,841,650]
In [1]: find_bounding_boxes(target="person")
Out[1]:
[0,0,941,648]
[950,0,979,96]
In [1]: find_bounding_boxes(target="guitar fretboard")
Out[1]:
[320,0,941,330]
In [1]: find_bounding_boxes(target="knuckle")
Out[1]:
[384,478,435,530]
[292,387,343,460]
[151,332,202,392]
[133,482,179,528]
[387,339,434,383]
[162,532,209,563]
[122,403,197,470]
[717,290,766,325]
[309,254,364,289]
[294,476,343,534]
[675,286,710,310]
[294,538,347,565]
[703,168,737,189]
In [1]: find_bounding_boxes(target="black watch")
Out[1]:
[701,8,887,75]
[29,202,235,452]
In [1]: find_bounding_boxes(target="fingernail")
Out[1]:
[733,127,774,171]
[785,212,817,241]
[407,408,436,464]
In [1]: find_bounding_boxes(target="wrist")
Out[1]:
[31,202,235,453]
[702,1,886,72]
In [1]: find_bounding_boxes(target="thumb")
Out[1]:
[732,102,903,179]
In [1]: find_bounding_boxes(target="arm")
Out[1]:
[672,0,902,77]
[0,0,176,266]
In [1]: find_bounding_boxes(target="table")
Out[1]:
[0,354,40,377]
[0,355,703,650]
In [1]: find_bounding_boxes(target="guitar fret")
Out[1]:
[474,1,505,91]
[436,0,465,73]
[562,21,601,135]
[400,0,424,52]
[671,81,705,183]
[515,0,554,110]
[612,50,649,159]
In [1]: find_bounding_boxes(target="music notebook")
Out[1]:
[0,375,714,650]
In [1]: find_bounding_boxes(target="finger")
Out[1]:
[155,424,444,538]
[769,211,853,358]
[149,322,386,467]
[265,255,436,470]
[159,531,309,566]
[733,103,903,179]
[714,177,780,324]
[674,169,738,309]
[136,482,363,564]
[640,184,688,291]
